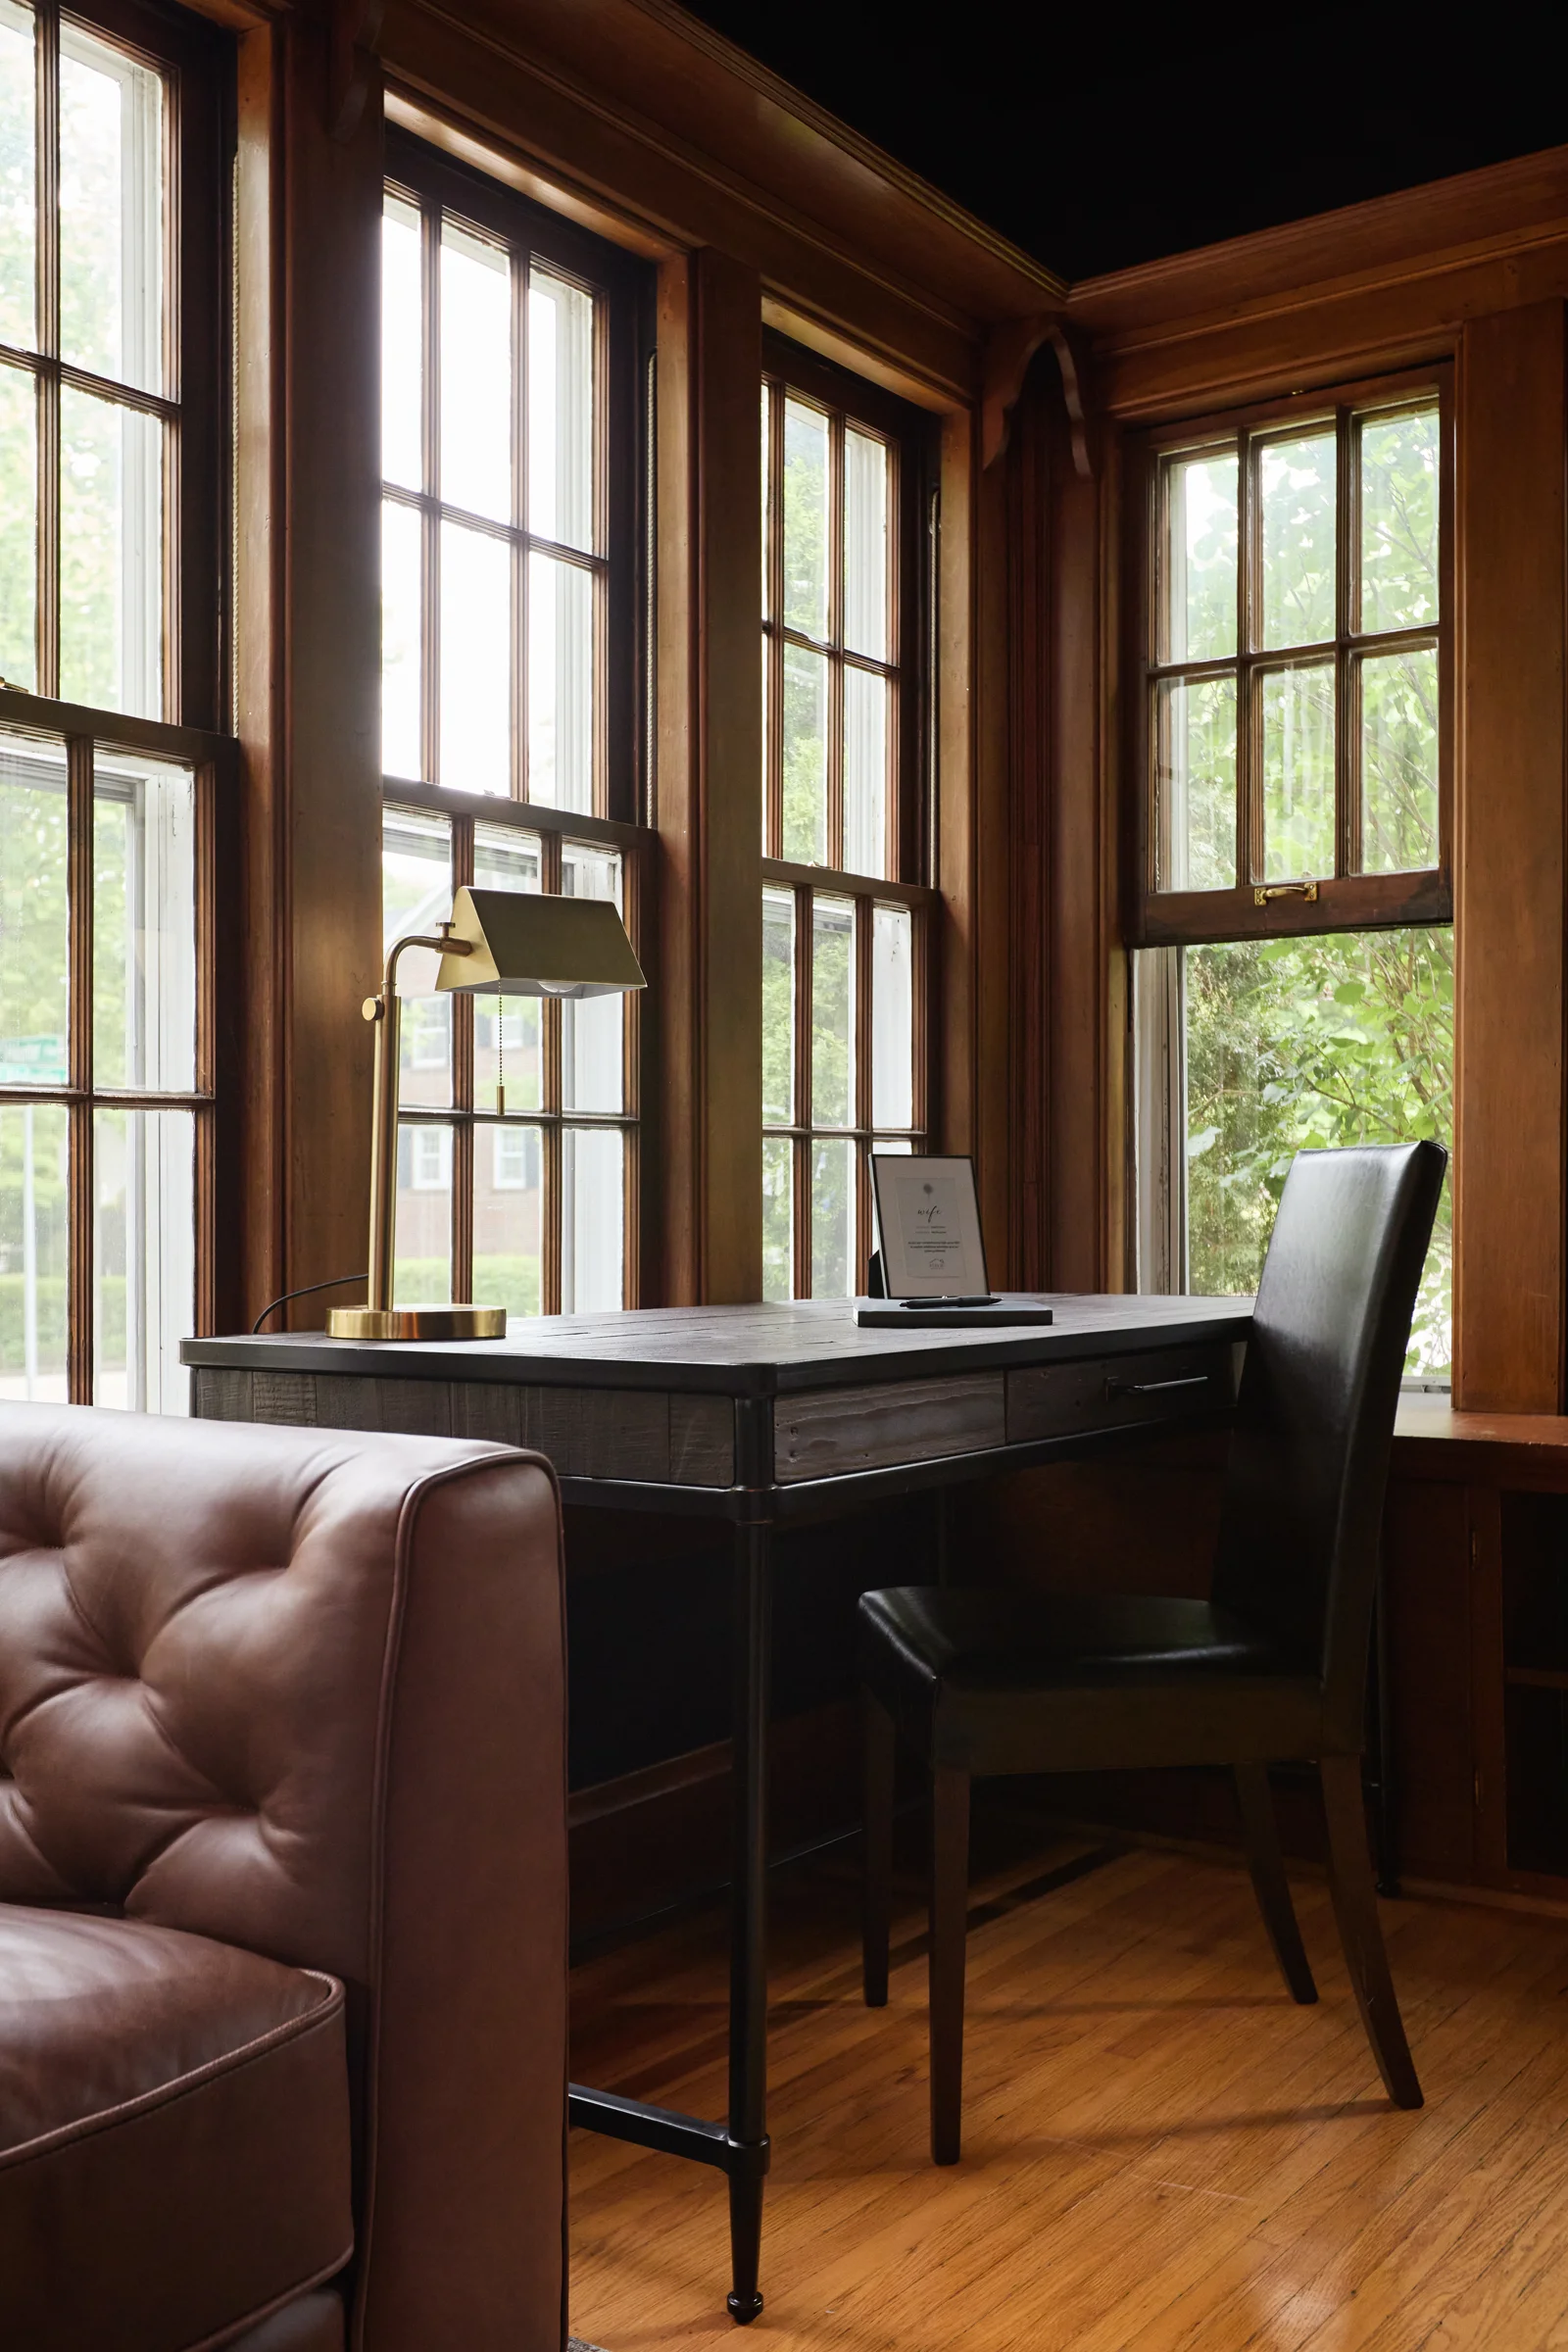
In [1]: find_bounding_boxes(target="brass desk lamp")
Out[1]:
[327,886,645,1341]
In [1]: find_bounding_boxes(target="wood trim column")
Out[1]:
[233,10,383,1325]
[652,249,761,1303]
[1453,302,1568,1410]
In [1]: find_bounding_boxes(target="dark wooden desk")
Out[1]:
[183,1294,1250,2324]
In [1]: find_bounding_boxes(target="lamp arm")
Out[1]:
[365,928,474,1315]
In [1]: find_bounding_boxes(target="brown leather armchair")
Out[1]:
[0,1403,569,2352]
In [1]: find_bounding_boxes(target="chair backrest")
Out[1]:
[1210,1141,1446,1747]
[0,1403,568,2352]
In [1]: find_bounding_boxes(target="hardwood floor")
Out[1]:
[568,1817,1568,2349]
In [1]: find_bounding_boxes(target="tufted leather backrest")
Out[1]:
[1211,1141,1446,1751]
[0,1403,569,2352]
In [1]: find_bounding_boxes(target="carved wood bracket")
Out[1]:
[329,0,383,143]
[983,313,1095,479]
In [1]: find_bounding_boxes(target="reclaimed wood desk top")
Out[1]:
[183,1293,1252,1398]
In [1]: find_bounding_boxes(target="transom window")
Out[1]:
[760,339,931,1299]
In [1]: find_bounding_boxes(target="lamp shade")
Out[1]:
[435,886,646,999]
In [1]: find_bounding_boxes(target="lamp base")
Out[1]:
[325,1303,508,1341]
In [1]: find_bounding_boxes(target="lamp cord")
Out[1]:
[252,1272,369,1335]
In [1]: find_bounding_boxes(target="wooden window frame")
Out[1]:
[1126,366,1454,950]
[383,127,650,823]
[758,337,935,1298]
[0,0,231,1403]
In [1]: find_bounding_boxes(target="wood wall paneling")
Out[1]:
[1453,302,1567,1411]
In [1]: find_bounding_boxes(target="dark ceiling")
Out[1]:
[679,1,1568,282]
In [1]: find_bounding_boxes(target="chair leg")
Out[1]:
[928,1761,970,2166]
[1320,1753,1423,2110]
[1234,1760,1317,2004]
[862,1692,896,2008]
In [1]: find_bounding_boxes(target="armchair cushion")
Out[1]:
[0,1905,350,2352]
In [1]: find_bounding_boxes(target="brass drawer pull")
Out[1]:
[1253,879,1319,906]
[1104,1373,1212,1400]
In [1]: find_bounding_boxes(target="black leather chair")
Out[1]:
[858,1140,1446,2164]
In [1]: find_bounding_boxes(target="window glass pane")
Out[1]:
[381,196,422,493]
[782,642,827,864]
[381,498,422,779]
[810,1135,853,1298]
[0,0,35,354]
[563,1125,621,1311]
[783,397,828,640]
[474,822,542,1113]
[1360,408,1439,634]
[395,1120,452,1304]
[1362,647,1439,875]
[1154,675,1235,892]
[92,752,195,1093]
[61,387,162,716]
[527,549,593,809]
[60,25,163,395]
[93,1104,192,1412]
[811,894,854,1128]
[0,734,69,1074]
[0,1100,68,1400]
[562,841,622,1114]
[1259,430,1336,650]
[1261,664,1335,880]
[474,1121,542,1318]
[441,220,511,524]
[843,427,888,661]
[528,269,594,555]
[382,805,452,1108]
[871,905,912,1130]
[0,363,35,690]
[1164,449,1237,662]
[843,666,886,880]
[440,518,510,794]
[1184,927,1452,1375]
[761,885,794,1126]
[761,1132,793,1302]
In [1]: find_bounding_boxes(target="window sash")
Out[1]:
[1130,369,1453,949]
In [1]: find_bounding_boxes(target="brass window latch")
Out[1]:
[1253,879,1319,906]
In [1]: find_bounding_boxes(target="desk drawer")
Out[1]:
[1005,1342,1234,1445]
[774,1373,1006,1484]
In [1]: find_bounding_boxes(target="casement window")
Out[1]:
[760,337,932,1299]
[1129,373,1453,1373]
[379,135,648,1314]
[0,0,228,1411]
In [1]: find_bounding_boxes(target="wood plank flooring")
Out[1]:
[568,1824,1568,2349]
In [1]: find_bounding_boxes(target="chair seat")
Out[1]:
[0,1905,352,2352]
[858,1587,1324,1774]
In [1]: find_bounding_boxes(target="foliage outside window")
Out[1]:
[760,344,930,1298]
[1133,379,1452,1374]
[379,140,646,1316]
[0,1,225,1411]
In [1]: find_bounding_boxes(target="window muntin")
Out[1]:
[760,344,929,1301]
[1145,388,1446,935]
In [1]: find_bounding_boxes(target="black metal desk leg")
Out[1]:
[725,1501,772,2324]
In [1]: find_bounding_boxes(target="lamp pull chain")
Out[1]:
[496,986,505,1117]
